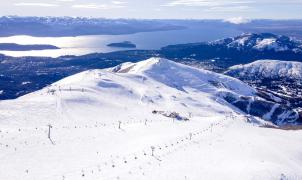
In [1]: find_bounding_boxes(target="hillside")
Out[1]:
[0,58,301,180]
[226,60,302,110]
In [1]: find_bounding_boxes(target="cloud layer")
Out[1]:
[14,3,59,7]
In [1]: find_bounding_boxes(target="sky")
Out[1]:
[0,0,302,19]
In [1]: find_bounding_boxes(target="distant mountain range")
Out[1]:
[0,16,184,37]
[1,16,302,38]
[161,33,302,70]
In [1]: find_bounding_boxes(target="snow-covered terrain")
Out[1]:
[0,58,302,180]
[225,60,302,118]
[213,33,302,52]
[227,60,302,80]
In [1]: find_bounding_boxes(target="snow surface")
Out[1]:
[253,38,289,51]
[0,58,301,180]
[227,60,302,80]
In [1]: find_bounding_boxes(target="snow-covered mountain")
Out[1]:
[0,58,302,180]
[225,60,302,112]
[212,33,302,52]
[0,16,183,36]
[226,60,302,80]
[110,59,301,125]
[160,33,302,71]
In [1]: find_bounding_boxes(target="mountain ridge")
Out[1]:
[33,57,299,126]
[226,60,302,80]
[1,58,302,180]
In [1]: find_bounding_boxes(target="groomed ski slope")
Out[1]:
[0,58,301,180]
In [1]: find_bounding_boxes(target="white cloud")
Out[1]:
[224,17,252,24]
[72,3,126,10]
[164,0,302,8]
[56,0,75,2]
[207,6,252,12]
[111,1,127,5]
[163,0,252,7]
[14,3,59,7]
[259,0,302,4]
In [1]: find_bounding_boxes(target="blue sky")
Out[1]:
[1,0,302,19]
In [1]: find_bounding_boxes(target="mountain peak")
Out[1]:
[227,60,302,80]
[212,33,301,52]
[110,57,175,74]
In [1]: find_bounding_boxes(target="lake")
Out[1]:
[0,25,242,57]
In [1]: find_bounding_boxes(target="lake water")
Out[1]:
[0,25,242,57]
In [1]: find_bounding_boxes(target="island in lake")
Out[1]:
[0,43,60,51]
[107,41,136,48]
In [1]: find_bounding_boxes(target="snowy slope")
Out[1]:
[0,58,302,180]
[226,60,302,80]
[225,60,302,122]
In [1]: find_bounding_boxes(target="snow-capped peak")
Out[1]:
[110,58,256,96]
[212,33,301,52]
[111,57,164,74]
[226,60,302,80]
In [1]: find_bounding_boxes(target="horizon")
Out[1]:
[1,0,302,19]
[2,15,302,21]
